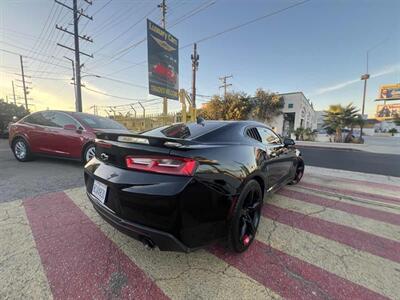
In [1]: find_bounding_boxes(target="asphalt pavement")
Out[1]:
[298,146,400,177]
[1,138,399,203]
[0,138,83,203]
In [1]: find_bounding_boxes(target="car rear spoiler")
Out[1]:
[95,132,196,148]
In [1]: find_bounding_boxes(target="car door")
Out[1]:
[256,127,293,188]
[22,112,54,154]
[44,112,84,158]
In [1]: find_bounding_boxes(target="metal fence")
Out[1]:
[111,112,183,132]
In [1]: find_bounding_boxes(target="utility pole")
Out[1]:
[12,81,16,105]
[55,0,93,112]
[19,55,28,110]
[219,75,233,100]
[191,43,199,111]
[158,0,168,119]
[64,56,77,110]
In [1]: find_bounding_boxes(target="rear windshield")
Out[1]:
[74,113,126,130]
[143,122,227,140]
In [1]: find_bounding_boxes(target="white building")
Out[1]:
[269,92,317,137]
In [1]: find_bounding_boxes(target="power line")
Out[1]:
[180,0,311,49]
[98,0,216,67]
[82,85,161,102]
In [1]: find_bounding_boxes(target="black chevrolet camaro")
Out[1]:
[84,120,304,253]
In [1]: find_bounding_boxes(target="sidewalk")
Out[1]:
[296,139,400,155]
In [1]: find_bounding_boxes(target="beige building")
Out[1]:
[269,92,317,137]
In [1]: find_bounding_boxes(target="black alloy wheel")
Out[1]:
[228,180,263,253]
[289,158,305,185]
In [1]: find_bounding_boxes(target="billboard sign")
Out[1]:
[376,103,400,120]
[147,19,179,100]
[376,84,400,101]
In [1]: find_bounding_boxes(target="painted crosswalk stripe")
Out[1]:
[292,185,400,213]
[0,200,52,299]
[278,188,400,226]
[24,191,168,300]
[66,188,282,300]
[302,178,400,199]
[305,173,400,193]
[263,204,400,263]
[209,240,386,300]
[272,192,400,241]
[299,181,400,205]
[257,218,400,299]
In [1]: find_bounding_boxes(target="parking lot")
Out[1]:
[1,139,400,299]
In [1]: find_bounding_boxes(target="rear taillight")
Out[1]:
[125,156,197,176]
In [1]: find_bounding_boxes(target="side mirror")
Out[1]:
[63,124,77,131]
[283,138,295,147]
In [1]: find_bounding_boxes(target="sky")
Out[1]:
[0,0,399,118]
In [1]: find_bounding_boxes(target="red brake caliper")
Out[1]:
[243,235,251,246]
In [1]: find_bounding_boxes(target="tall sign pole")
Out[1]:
[158,0,168,119]
[360,73,370,140]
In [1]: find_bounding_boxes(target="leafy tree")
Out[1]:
[388,128,398,136]
[200,95,224,120]
[323,104,359,143]
[0,100,29,132]
[251,89,284,123]
[200,92,252,120]
[294,127,305,141]
[223,92,252,120]
[199,89,284,122]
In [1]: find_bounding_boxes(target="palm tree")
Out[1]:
[323,104,359,143]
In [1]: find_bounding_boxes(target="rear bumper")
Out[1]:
[84,157,233,251]
[87,192,192,252]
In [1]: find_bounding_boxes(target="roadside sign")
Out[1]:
[147,19,179,100]
[375,84,400,102]
[375,103,400,120]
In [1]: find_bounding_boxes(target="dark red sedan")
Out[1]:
[9,110,129,162]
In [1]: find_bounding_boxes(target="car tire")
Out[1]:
[83,143,96,163]
[12,138,33,162]
[228,180,263,253]
[289,158,304,185]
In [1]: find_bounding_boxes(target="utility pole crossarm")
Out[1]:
[54,0,93,20]
[57,43,93,58]
[56,25,93,42]
[219,75,233,99]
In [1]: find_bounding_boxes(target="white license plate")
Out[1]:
[92,180,108,204]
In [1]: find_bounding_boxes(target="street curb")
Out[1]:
[296,145,363,152]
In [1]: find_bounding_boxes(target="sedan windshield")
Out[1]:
[75,113,127,130]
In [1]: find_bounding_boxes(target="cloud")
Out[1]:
[311,64,400,96]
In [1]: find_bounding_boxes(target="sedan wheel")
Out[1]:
[13,138,32,162]
[84,145,96,163]
[228,180,263,253]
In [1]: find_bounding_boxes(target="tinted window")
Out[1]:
[75,113,126,130]
[23,112,50,126]
[43,112,80,128]
[143,122,227,139]
[257,127,281,145]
